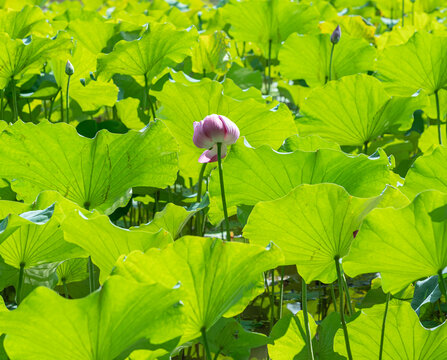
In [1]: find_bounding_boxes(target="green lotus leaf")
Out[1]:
[97,22,198,84]
[377,31,447,96]
[0,32,71,89]
[0,276,184,360]
[279,33,375,87]
[0,120,178,214]
[111,236,283,338]
[268,311,317,360]
[207,317,272,360]
[298,74,426,146]
[68,17,116,55]
[61,210,172,283]
[0,5,50,39]
[402,146,447,198]
[344,190,447,293]
[56,258,89,286]
[135,203,197,240]
[191,31,230,75]
[208,141,394,223]
[222,0,319,57]
[0,203,84,270]
[244,183,405,283]
[155,74,296,179]
[334,302,447,359]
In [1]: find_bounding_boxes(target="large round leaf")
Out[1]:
[111,236,283,338]
[0,276,184,360]
[97,22,198,84]
[208,140,395,223]
[344,190,447,293]
[402,145,447,198]
[0,120,178,214]
[298,74,426,146]
[0,32,71,88]
[334,302,447,359]
[222,0,318,57]
[155,75,296,179]
[0,5,50,39]
[243,183,405,283]
[279,33,375,87]
[377,31,447,96]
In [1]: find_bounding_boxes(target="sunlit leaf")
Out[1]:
[0,120,178,214]
[0,276,184,360]
[244,184,403,283]
[334,302,447,359]
[298,74,426,146]
[112,236,283,338]
[344,190,447,293]
[97,22,198,84]
[208,141,394,223]
[377,31,447,96]
[279,33,375,86]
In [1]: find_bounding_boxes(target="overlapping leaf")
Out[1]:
[61,210,172,283]
[208,141,395,223]
[244,184,407,283]
[298,74,425,146]
[279,33,375,86]
[344,190,447,293]
[0,120,178,214]
[377,31,447,95]
[334,302,447,359]
[112,236,283,338]
[222,0,319,57]
[0,276,184,360]
[97,22,198,83]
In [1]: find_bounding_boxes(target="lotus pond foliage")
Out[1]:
[0,0,446,359]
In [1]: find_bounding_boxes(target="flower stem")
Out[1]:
[335,256,353,360]
[16,262,25,305]
[270,269,275,331]
[328,43,335,83]
[201,327,212,360]
[196,163,207,235]
[88,256,95,293]
[435,90,443,145]
[302,278,315,360]
[0,89,4,119]
[278,266,285,319]
[11,78,18,122]
[343,274,353,316]
[438,269,447,302]
[60,89,64,123]
[266,39,272,95]
[48,88,60,122]
[379,292,391,360]
[330,283,338,312]
[66,75,71,124]
[217,143,231,241]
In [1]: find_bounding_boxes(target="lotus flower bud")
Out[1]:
[193,114,240,163]
[65,60,74,76]
[331,25,341,44]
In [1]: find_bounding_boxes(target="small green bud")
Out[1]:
[65,60,74,76]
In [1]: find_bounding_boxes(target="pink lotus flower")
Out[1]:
[193,114,240,163]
